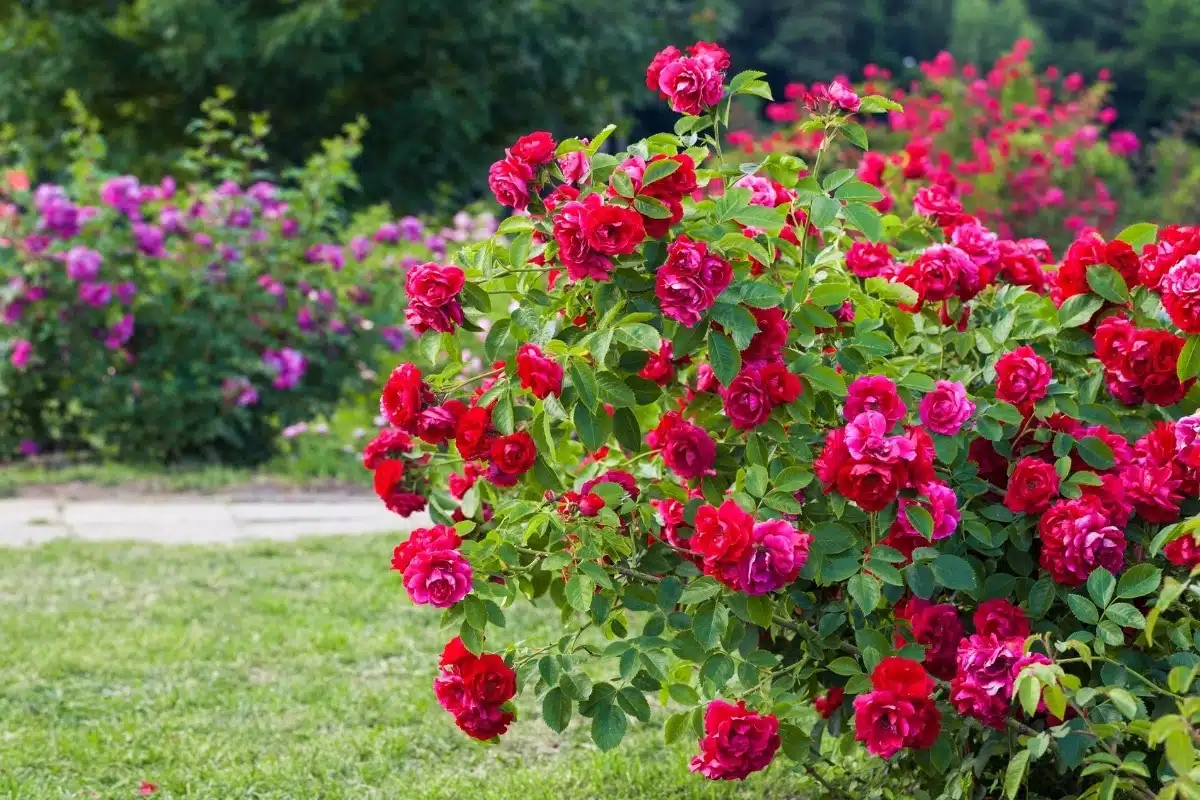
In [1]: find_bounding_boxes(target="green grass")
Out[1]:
[0,534,816,799]
[0,462,265,495]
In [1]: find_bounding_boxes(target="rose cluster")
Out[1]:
[656,235,732,327]
[951,632,1049,730]
[433,637,517,740]
[1093,314,1191,406]
[688,499,812,595]
[487,130,558,212]
[646,41,730,117]
[390,524,473,608]
[815,376,935,512]
[405,262,466,334]
[852,657,941,759]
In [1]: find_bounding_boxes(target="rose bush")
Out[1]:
[745,39,1138,249]
[0,91,495,464]
[370,44,1199,799]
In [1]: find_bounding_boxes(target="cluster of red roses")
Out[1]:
[680,499,812,595]
[645,411,717,481]
[815,376,936,512]
[404,261,466,334]
[645,41,730,117]
[852,657,940,759]
[688,700,780,781]
[656,235,732,327]
[486,130,559,213]
[379,363,537,490]
[950,614,1050,730]
[1093,314,1191,406]
[433,637,518,741]
[389,524,473,608]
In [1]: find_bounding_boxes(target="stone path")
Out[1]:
[0,497,426,546]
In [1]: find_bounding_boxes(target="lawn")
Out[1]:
[0,533,818,799]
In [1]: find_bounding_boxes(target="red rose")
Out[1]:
[722,369,773,430]
[994,345,1052,407]
[462,653,517,705]
[645,45,683,94]
[406,262,465,308]
[582,202,645,255]
[687,40,731,71]
[743,306,790,363]
[691,499,754,566]
[656,268,712,328]
[813,686,845,719]
[510,131,556,165]
[907,244,975,302]
[642,153,698,199]
[973,598,1030,639]
[1004,457,1059,514]
[689,700,780,781]
[1093,314,1135,367]
[912,185,963,227]
[870,656,936,699]
[846,241,894,278]
[487,152,534,211]
[894,599,963,680]
[836,460,905,512]
[657,56,725,116]
[515,344,563,399]
[553,194,613,282]
[380,363,431,431]
[845,375,907,424]
[760,362,802,404]
[638,340,678,385]
[853,690,941,759]
[374,459,427,517]
[1140,225,1200,289]
[1161,254,1200,334]
[455,405,494,460]
[489,431,536,475]
[362,427,412,469]
[416,400,467,445]
[650,411,717,480]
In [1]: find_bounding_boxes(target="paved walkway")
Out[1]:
[0,497,426,546]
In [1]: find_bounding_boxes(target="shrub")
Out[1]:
[746,39,1139,248]
[366,42,1200,799]
[0,92,487,464]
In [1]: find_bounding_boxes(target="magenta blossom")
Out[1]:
[919,380,975,435]
[402,549,473,608]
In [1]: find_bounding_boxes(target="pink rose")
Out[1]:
[658,57,724,116]
[845,375,907,424]
[487,152,534,210]
[918,380,975,435]
[402,548,473,607]
[689,700,780,781]
[10,339,32,368]
[827,79,861,112]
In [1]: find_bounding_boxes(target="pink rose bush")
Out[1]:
[369,42,1200,800]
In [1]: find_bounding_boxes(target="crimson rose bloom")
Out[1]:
[1038,498,1126,586]
[738,519,812,595]
[406,262,465,308]
[646,45,683,94]
[658,56,725,116]
[893,598,963,680]
[1052,233,1139,306]
[489,432,536,476]
[845,375,907,424]
[760,362,802,404]
[691,500,754,574]
[373,460,425,517]
[836,460,906,512]
[553,194,613,282]
[1165,532,1200,568]
[516,344,563,399]
[362,427,413,469]
[813,687,845,719]
[871,656,936,699]
[434,638,517,741]
[649,411,717,480]
[403,548,472,607]
[919,380,975,435]
[973,598,1031,639]
[391,525,461,574]
[487,152,534,211]
[846,241,894,278]
[994,346,1052,407]
[416,400,467,445]
[454,405,494,460]
[1004,457,1059,514]
[688,700,780,781]
[742,306,790,363]
[1140,224,1200,288]
[722,368,773,430]
[510,131,556,165]
[907,244,976,302]
[912,184,964,226]
[380,363,432,432]
[853,690,941,759]
[582,202,645,255]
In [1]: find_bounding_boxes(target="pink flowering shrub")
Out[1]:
[0,92,495,463]
[750,40,1138,248]
[364,43,1200,799]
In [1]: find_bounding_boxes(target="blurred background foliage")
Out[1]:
[0,0,1198,212]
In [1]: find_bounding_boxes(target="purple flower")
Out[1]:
[227,207,253,228]
[316,290,335,310]
[133,223,165,257]
[348,286,372,305]
[79,281,113,308]
[296,306,316,331]
[18,439,40,457]
[159,206,187,233]
[23,235,51,254]
[116,281,138,306]
[424,234,447,258]
[216,180,241,197]
[36,187,81,239]
[280,218,299,238]
[65,247,102,281]
[262,347,307,390]
[373,222,400,244]
[222,376,259,407]
[220,244,240,262]
[281,421,309,439]
[104,314,135,350]
[100,176,142,217]
[10,339,32,368]
[350,235,371,262]
[398,216,424,242]
[193,232,213,249]
[381,326,406,351]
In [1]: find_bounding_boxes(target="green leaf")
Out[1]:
[492,391,515,435]
[1067,594,1099,625]
[841,202,883,242]
[569,360,599,411]
[707,331,741,386]
[986,402,1025,425]
[573,402,608,452]
[664,711,691,743]
[542,686,572,732]
[1179,336,1200,382]
[668,683,700,706]
[612,407,641,453]
[1077,436,1115,470]
[739,282,784,308]
[858,95,902,113]
[731,205,786,232]
[847,573,882,614]
[597,372,636,408]
[804,365,847,396]
[834,180,883,202]
[809,195,841,229]
[1107,688,1138,719]
[1087,568,1116,608]
[905,506,935,540]
[709,303,760,350]
[693,603,729,649]
[1057,294,1104,328]
[615,323,661,351]
[841,122,869,150]
[932,554,977,591]
[633,195,672,219]
[700,653,735,689]
[1086,264,1130,304]
[1115,222,1158,251]
[1004,750,1030,800]
[679,577,723,605]
[641,157,681,187]
[1104,602,1146,629]
[591,703,627,751]
[1116,564,1161,599]
[822,168,855,191]
[828,657,864,676]
[774,467,814,491]
[809,282,852,306]
[565,573,594,612]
